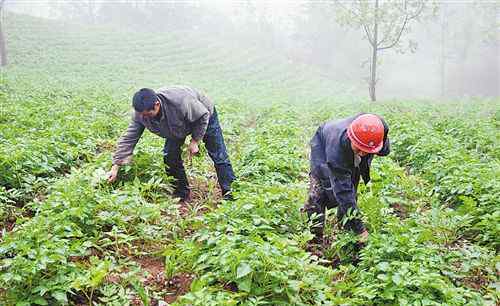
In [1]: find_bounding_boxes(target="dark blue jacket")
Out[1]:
[310,114,390,209]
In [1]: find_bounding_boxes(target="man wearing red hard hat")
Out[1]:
[303,113,390,244]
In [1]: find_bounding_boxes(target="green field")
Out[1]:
[1,13,499,306]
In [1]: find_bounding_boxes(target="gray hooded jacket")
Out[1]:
[112,86,214,165]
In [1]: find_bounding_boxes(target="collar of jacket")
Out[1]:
[156,93,169,121]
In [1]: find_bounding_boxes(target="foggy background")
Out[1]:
[3,0,499,99]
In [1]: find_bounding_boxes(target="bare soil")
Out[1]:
[163,273,195,304]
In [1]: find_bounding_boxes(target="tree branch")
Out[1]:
[377,0,425,50]
[336,0,362,20]
[408,1,425,20]
[377,15,408,50]
[377,16,398,46]
[363,24,375,46]
[337,0,374,45]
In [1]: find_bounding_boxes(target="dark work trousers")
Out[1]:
[303,171,363,241]
[163,108,236,198]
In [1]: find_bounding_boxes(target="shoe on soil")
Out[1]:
[177,190,192,204]
[222,190,234,201]
[177,191,192,217]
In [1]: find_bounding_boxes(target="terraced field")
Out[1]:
[1,13,499,306]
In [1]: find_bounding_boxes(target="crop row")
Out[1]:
[0,101,253,305]
[0,82,125,210]
[165,104,497,305]
[382,110,499,250]
[330,158,498,305]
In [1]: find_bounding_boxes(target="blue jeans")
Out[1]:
[163,108,236,198]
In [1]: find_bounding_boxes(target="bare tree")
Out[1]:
[0,0,6,67]
[336,0,433,101]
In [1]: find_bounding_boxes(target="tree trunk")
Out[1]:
[0,1,6,67]
[369,0,379,102]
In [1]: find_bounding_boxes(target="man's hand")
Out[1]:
[107,164,120,183]
[359,229,369,242]
[188,139,200,158]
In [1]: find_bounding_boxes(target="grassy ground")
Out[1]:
[1,13,499,306]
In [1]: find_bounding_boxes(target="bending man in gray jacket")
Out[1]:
[107,86,236,202]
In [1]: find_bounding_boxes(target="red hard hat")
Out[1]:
[347,114,384,154]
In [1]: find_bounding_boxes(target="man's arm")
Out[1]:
[112,114,145,165]
[328,164,366,234]
[184,96,210,142]
[108,114,145,182]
